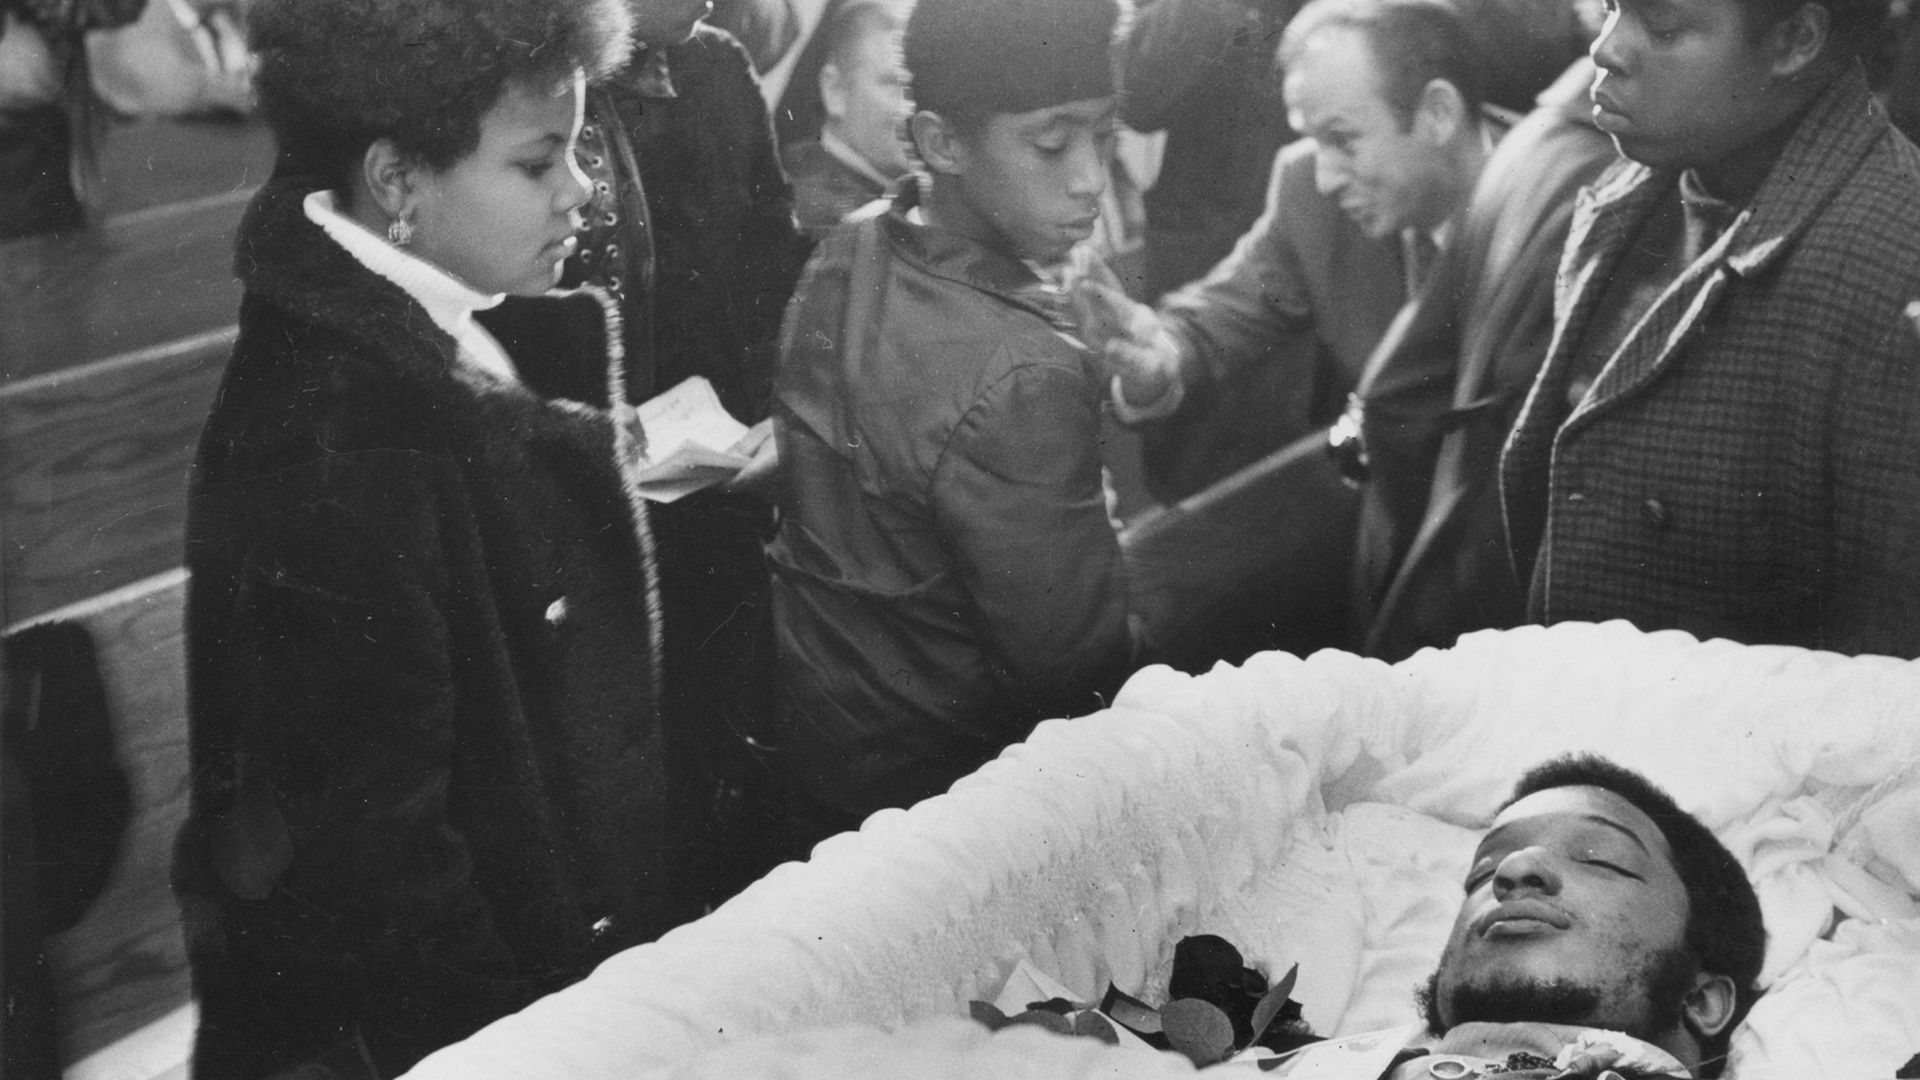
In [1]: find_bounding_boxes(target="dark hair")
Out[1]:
[1504,755,1767,1077]
[248,0,634,188]
[1277,0,1484,129]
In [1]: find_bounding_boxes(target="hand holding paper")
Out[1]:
[723,418,779,494]
[631,377,756,503]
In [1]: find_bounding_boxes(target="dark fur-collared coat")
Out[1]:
[176,175,677,1079]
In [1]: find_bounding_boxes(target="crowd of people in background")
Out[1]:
[11,0,1911,1072]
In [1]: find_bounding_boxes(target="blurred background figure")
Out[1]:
[1,0,255,237]
[543,0,812,914]
[709,0,800,74]
[1119,0,1301,304]
[1,0,148,237]
[781,0,909,237]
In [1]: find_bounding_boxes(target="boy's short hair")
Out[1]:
[903,0,1120,121]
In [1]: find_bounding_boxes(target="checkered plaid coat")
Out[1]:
[1501,66,1920,658]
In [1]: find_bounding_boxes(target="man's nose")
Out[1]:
[1492,846,1563,898]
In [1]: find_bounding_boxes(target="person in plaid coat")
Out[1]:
[1500,0,1920,658]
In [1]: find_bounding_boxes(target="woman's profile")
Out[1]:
[172,1,680,1076]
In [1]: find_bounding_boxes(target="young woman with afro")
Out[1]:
[173,1,693,1074]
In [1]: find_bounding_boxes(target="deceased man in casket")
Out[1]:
[1284,756,1765,1079]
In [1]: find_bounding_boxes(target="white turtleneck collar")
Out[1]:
[304,189,520,385]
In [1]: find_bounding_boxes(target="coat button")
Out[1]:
[545,597,569,626]
[1641,497,1672,530]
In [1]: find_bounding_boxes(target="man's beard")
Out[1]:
[1418,944,1699,1042]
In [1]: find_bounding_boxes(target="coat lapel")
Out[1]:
[1499,161,1664,574]
[1500,64,1887,590]
[1560,67,1885,437]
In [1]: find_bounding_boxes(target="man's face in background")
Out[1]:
[1284,25,1454,240]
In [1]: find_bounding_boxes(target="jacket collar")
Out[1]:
[1572,62,1882,288]
[235,173,466,386]
[1556,63,1885,420]
[881,181,1079,333]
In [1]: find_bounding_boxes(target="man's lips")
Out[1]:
[1474,899,1572,938]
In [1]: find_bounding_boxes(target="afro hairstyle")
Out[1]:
[247,0,634,187]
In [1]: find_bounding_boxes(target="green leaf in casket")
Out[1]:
[1160,998,1237,1067]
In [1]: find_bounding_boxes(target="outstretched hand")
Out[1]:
[1065,249,1182,407]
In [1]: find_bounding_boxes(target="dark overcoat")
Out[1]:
[177,176,676,1079]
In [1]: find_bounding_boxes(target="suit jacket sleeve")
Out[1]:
[1157,146,1324,398]
[931,359,1136,716]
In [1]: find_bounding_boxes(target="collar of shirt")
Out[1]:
[303,189,519,385]
[897,187,1078,334]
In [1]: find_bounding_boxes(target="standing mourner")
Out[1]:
[1500,0,1920,656]
[767,0,1142,847]
[544,0,813,907]
[1343,59,1617,660]
[1086,0,1506,505]
[174,1,674,1076]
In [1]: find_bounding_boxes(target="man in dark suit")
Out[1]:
[1087,0,1505,508]
[1500,0,1920,657]
[1342,59,1617,660]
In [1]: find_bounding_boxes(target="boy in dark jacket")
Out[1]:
[767,0,1139,846]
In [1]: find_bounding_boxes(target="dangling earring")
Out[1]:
[387,215,414,247]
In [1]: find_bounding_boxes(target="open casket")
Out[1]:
[402,622,1920,1078]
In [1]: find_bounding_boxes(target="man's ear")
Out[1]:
[1769,1,1830,80]
[1681,971,1740,1040]
[360,138,420,222]
[820,60,849,123]
[908,109,965,175]
[1411,78,1467,145]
